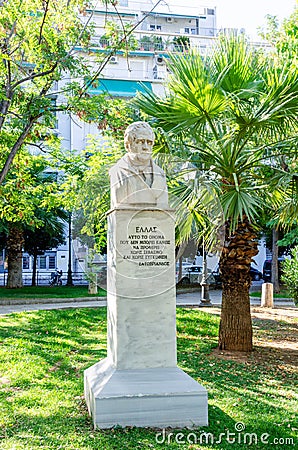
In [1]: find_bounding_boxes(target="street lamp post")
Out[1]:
[66,211,74,286]
[200,238,212,307]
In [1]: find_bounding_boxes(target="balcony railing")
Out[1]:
[93,30,216,54]
[91,29,271,55]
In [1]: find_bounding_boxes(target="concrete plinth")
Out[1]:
[84,358,208,429]
[84,208,208,428]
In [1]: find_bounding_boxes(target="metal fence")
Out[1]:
[0,271,88,287]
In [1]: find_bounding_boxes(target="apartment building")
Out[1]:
[59,1,218,152]
[85,1,217,94]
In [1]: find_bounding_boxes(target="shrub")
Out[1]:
[281,246,298,306]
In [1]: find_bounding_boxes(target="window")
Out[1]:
[23,256,30,270]
[149,25,161,31]
[207,8,215,15]
[49,256,56,269]
[0,250,4,271]
[39,256,46,269]
[184,28,197,35]
[119,0,128,6]
[50,96,58,129]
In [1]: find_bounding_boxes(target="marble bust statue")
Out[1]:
[109,121,168,209]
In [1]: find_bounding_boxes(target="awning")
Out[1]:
[86,9,136,17]
[87,79,152,97]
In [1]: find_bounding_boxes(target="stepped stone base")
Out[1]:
[84,358,208,429]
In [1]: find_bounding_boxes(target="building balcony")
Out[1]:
[92,30,215,55]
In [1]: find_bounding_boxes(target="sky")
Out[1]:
[168,0,297,39]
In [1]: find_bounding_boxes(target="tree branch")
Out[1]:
[0,61,12,131]
[11,61,59,89]
[23,141,48,153]
[0,118,37,185]
[38,0,50,45]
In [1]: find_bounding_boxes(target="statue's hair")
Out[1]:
[124,121,155,149]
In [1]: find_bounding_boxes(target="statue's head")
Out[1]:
[124,122,155,150]
[124,122,155,167]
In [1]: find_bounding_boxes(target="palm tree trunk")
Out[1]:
[218,218,258,351]
[7,223,24,289]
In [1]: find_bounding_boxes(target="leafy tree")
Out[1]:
[0,0,89,184]
[72,133,125,253]
[23,208,67,286]
[0,0,163,186]
[257,7,298,290]
[255,157,292,292]
[5,222,24,288]
[68,96,138,252]
[281,246,298,306]
[134,34,298,351]
[268,154,298,291]
[258,8,298,59]
[0,152,65,287]
[0,0,161,285]
[278,227,298,247]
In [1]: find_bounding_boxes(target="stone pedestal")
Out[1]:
[84,359,208,429]
[84,207,208,429]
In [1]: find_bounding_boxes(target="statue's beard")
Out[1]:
[128,152,152,168]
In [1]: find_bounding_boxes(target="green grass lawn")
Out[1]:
[0,285,106,300]
[250,289,291,298]
[0,308,297,449]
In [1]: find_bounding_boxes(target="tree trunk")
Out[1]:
[219,279,253,351]
[7,223,24,289]
[178,256,183,282]
[32,252,38,286]
[218,218,259,352]
[271,227,280,293]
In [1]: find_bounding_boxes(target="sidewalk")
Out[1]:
[176,289,295,308]
[0,289,295,315]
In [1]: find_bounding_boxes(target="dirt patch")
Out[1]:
[212,348,253,363]
[209,307,298,368]
[251,306,298,322]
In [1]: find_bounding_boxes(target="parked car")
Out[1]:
[249,267,263,281]
[263,258,285,282]
[175,262,193,284]
[177,265,215,286]
[211,268,222,288]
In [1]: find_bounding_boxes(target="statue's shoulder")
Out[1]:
[152,160,166,176]
[109,155,128,176]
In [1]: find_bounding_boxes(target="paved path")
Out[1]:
[0,290,295,315]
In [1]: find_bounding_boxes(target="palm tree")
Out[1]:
[134,34,298,351]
